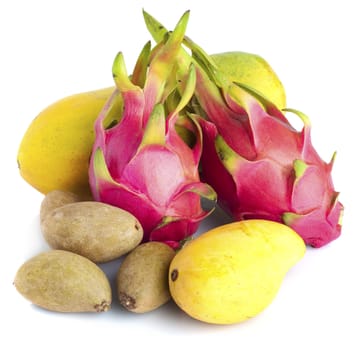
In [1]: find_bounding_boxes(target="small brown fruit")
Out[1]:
[41,201,143,263]
[117,242,175,313]
[14,250,111,313]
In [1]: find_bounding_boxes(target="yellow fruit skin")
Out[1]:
[169,220,305,325]
[211,51,287,110]
[17,87,115,197]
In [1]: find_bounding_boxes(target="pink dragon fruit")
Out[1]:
[143,12,343,247]
[185,39,344,247]
[88,12,216,249]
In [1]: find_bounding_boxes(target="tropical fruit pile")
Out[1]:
[14,10,343,325]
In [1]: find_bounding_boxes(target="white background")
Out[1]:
[1,0,355,349]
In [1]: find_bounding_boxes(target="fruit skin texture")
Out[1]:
[169,220,306,325]
[17,87,115,198]
[40,190,81,223]
[117,242,175,313]
[211,51,287,110]
[89,12,216,249]
[14,250,111,313]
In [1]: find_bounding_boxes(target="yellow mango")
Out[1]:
[169,220,305,325]
[17,87,117,197]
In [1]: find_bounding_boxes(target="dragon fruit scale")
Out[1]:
[88,12,216,249]
[186,41,344,248]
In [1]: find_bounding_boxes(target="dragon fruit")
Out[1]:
[143,12,343,247]
[183,38,343,248]
[88,12,216,249]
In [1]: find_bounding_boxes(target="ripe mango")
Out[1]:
[169,220,305,324]
[17,87,118,197]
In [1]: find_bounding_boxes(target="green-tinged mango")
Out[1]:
[211,51,287,109]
